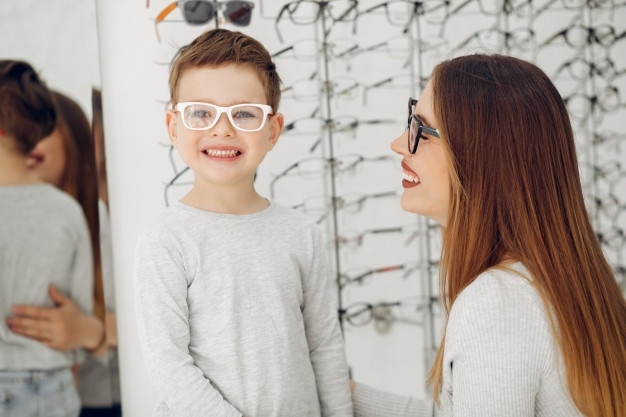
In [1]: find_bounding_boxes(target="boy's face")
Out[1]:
[167,64,283,191]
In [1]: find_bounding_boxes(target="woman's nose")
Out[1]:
[390,130,407,155]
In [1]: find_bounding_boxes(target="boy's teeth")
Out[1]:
[205,149,239,157]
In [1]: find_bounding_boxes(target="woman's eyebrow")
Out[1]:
[416,112,436,128]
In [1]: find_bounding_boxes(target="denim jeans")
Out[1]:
[0,367,80,417]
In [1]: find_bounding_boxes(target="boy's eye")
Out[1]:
[233,110,255,119]
[191,109,211,118]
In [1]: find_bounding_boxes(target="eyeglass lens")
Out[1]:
[182,1,215,24]
[407,98,418,153]
[179,103,269,131]
[224,1,253,25]
[408,117,419,154]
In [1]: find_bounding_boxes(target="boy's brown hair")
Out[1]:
[168,28,281,112]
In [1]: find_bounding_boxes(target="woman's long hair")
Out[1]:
[427,54,626,417]
[52,91,105,322]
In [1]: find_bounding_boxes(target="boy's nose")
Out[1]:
[211,113,236,136]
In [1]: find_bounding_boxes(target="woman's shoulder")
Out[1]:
[456,263,542,310]
[31,184,85,220]
[445,263,554,371]
[448,263,550,339]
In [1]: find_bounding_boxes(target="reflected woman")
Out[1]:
[7,90,121,416]
[0,60,92,417]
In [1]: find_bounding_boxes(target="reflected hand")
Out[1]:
[105,311,118,348]
[6,284,104,352]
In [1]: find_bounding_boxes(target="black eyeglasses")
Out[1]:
[407,97,439,154]
[539,24,618,50]
[274,0,359,43]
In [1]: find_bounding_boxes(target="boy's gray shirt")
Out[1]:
[134,201,353,417]
[0,184,93,370]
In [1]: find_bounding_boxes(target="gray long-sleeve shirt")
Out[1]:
[0,184,93,370]
[134,201,353,417]
[352,263,583,417]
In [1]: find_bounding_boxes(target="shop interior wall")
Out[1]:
[2,1,624,416]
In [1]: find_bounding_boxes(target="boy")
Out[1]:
[134,29,353,416]
[0,60,93,417]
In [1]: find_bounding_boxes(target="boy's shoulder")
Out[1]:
[140,202,188,235]
[269,202,320,228]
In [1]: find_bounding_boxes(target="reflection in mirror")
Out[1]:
[0,1,122,415]
[0,60,93,417]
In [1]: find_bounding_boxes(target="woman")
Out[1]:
[7,91,121,416]
[352,54,626,417]
[0,60,92,417]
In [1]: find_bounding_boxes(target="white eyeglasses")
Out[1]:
[173,102,274,132]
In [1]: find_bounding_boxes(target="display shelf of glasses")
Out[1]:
[145,0,626,398]
[253,0,441,397]
[265,0,626,394]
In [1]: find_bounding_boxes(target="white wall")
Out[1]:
[0,0,99,117]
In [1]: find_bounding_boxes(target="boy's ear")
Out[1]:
[267,112,284,150]
[166,110,178,147]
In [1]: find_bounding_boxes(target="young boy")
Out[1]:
[134,29,353,416]
[0,60,94,417]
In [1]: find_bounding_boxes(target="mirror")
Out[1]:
[0,0,122,414]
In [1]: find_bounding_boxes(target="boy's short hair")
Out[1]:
[169,28,282,112]
[0,60,56,154]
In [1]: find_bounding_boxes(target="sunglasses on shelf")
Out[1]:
[154,1,254,42]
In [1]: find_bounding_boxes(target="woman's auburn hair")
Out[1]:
[52,91,105,323]
[427,54,626,417]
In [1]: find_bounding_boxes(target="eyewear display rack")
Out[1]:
[258,0,626,396]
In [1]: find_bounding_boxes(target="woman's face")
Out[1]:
[27,127,66,187]
[390,81,450,226]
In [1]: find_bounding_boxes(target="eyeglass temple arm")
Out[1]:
[269,163,298,199]
[422,125,440,138]
[154,2,178,43]
[274,5,291,43]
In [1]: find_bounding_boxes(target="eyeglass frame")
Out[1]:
[407,97,440,154]
[172,102,274,132]
[274,0,359,43]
